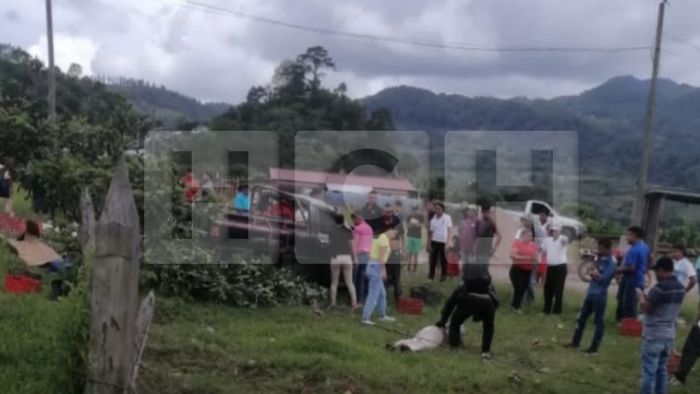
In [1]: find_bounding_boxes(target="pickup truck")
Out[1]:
[504,200,586,240]
[210,185,350,285]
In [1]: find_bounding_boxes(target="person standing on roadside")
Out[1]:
[405,204,424,273]
[542,223,569,315]
[638,257,685,394]
[427,202,452,282]
[361,228,396,325]
[459,207,478,274]
[565,238,617,355]
[466,201,501,281]
[360,190,383,234]
[670,244,697,294]
[352,213,373,305]
[381,204,404,305]
[616,226,650,322]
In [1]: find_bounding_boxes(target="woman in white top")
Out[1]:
[542,223,568,315]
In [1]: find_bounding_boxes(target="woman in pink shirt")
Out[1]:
[352,213,374,304]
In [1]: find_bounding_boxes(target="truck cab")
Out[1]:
[510,200,586,240]
[210,185,348,284]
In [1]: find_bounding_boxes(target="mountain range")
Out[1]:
[111,74,700,222]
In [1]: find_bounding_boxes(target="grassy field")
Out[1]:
[138,271,700,394]
[0,245,87,394]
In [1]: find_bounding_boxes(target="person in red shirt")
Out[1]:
[180,170,200,203]
[509,228,539,313]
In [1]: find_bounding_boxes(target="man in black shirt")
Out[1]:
[436,275,498,359]
[381,204,404,304]
[359,190,383,234]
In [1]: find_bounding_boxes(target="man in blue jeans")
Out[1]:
[616,226,650,322]
[566,238,617,355]
[638,256,685,394]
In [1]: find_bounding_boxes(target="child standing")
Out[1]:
[566,239,617,354]
[446,234,461,277]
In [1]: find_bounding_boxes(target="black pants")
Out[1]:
[676,324,700,383]
[429,241,447,281]
[543,264,568,314]
[615,276,639,322]
[384,250,402,303]
[447,294,496,353]
[509,267,531,310]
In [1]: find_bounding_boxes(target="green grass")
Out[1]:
[9,185,33,219]
[139,272,700,394]
[0,246,87,394]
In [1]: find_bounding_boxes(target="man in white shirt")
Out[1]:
[671,244,697,294]
[427,201,453,282]
[542,223,569,315]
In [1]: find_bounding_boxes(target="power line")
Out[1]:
[166,0,651,54]
[661,48,700,68]
[666,34,700,54]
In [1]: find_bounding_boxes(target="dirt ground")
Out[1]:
[417,208,700,305]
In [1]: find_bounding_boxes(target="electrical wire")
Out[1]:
[164,0,652,54]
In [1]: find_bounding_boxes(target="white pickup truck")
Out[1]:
[504,200,586,240]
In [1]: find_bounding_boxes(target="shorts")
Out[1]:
[406,237,422,255]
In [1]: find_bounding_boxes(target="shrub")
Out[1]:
[144,262,327,308]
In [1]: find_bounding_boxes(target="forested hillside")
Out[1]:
[94,76,230,128]
[364,78,700,221]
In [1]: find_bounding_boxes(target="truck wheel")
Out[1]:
[577,258,595,283]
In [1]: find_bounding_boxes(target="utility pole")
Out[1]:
[45,0,56,120]
[632,0,666,226]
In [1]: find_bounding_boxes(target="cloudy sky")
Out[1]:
[3,0,700,103]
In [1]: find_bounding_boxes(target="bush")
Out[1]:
[0,247,90,394]
[142,244,327,308]
[144,262,327,308]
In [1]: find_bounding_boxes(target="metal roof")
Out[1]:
[269,168,417,192]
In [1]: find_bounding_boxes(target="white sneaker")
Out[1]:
[379,316,396,322]
[361,320,376,326]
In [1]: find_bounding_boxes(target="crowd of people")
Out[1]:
[324,189,699,393]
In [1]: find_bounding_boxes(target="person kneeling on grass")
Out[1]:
[565,238,617,355]
[361,229,396,325]
[670,309,700,386]
[435,275,499,360]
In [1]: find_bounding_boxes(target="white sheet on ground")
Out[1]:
[392,325,444,352]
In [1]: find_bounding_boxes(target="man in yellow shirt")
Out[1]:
[362,229,397,325]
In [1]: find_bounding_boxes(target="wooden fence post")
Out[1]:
[80,187,96,254]
[85,157,141,394]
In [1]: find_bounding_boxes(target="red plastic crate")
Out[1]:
[0,214,43,236]
[397,297,423,315]
[619,318,642,337]
[4,273,42,294]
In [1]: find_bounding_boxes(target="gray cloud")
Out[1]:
[3,0,700,102]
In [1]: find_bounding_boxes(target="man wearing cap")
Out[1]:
[542,222,569,315]
[638,256,685,394]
